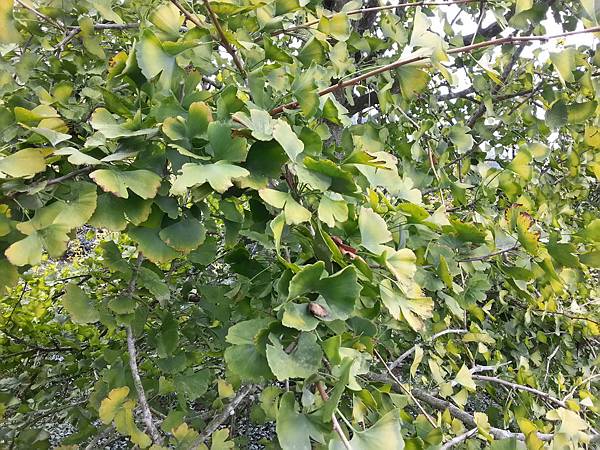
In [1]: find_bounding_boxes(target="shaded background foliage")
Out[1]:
[0,0,599,449]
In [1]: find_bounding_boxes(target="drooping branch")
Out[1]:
[169,0,246,77]
[15,0,65,31]
[316,382,353,450]
[272,0,481,37]
[471,374,567,408]
[125,254,163,445]
[269,25,600,116]
[190,384,255,447]
[389,329,467,370]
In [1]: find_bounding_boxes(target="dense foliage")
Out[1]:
[1,0,600,448]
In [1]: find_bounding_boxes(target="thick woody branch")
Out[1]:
[125,254,163,445]
[471,374,567,407]
[190,384,255,447]
[269,25,600,116]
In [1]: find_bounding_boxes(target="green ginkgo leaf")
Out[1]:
[171,162,250,194]
[380,279,433,332]
[149,2,181,38]
[330,409,405,450]
[62,283,100,324]
[273,119,304,161]
[266,332,323,381]
[259,188,311,225]
[359,207,392,254]
[159,217,206,252]
[129,227,179,263]
[90,169,161,199]
[90,108,156,138]
[0,148,46,178]
[0,0,21,44]
[318,192,348,227]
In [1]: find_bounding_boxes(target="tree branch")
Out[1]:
[374,349,437,427]
[169,0,246,77]
[269,25,600,116]
[272,0,480,36]
[457,244,519,262]
[389,329,467,370]
[15,0,65,31]
[440,428,477,449]
[316,382,353,450]
[471,374,566,407]
[125,254,163,445]
[190,384,255,447]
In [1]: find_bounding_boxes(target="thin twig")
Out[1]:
[440,428,477,449]
[272,0,481,36]
[84,424,115,450]
[15,0,64,31]
[457,244,519,262]
[389,329,467,370]
[374,349,437,427]
[316,382,353,450]
[169,0,246,77]
[269,25,600,116]
[562,373,600,402]
[190,384,255,447]
[125,254,163,445]
[471,374,566,407]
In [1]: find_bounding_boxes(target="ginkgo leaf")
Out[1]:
[330,409,404,450]
[384,248,417,288]
[259,188,311,225]
[99,387,131,424]
[266,332,322,381]
[90,169,161,199]
[0,148,46,178]
[149,2,182,38]
[0,0,21,44]
[318,192,348,227]
[129,227,179,263]
[62,283,100,324]
[159,217,206,252]
[232,109,273,141]
[171,162,249,194]
[380,279,433,331]
[359,207,392,254]
[273,119,304,161]
[454,364,476,391]
[90,108,155,138]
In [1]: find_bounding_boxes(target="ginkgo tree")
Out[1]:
[1,0,599,449]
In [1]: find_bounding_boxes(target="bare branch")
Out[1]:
[440,428,477,449]
[374,349,437,427]
[389,329,467,370]
[471,374,566,407]
[190,384,255,447]
[269,25,600,116]
[125,254,163,445]
[316,382,353,450]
